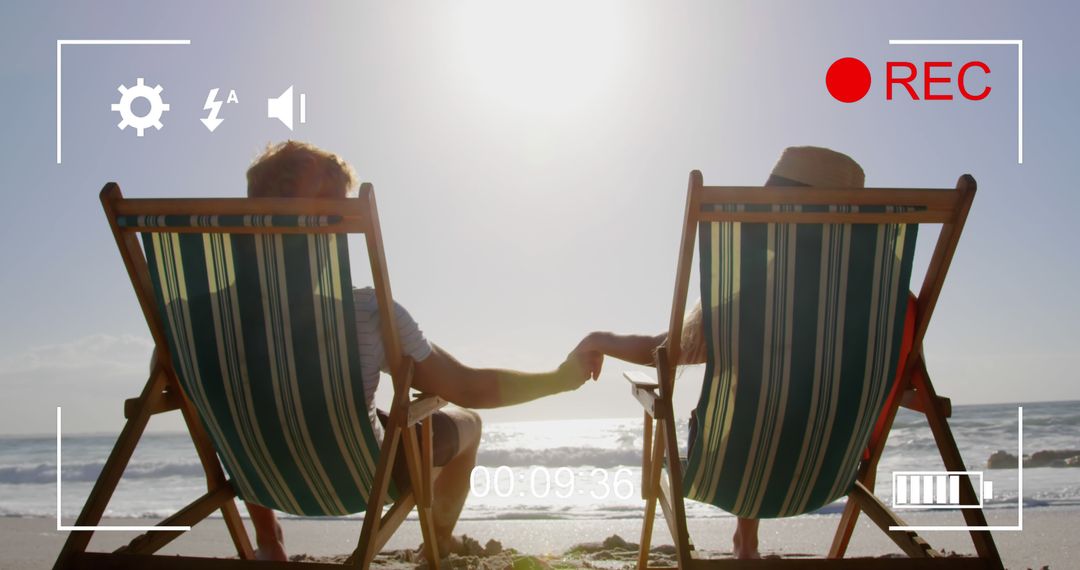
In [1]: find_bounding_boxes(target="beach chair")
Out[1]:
[54,183,447,569]
[626,171,1003,568]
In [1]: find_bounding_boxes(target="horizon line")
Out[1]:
[3,398,1076,439]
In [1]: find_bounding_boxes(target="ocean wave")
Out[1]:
[1019,413,1080,428]
[0,461,205,485]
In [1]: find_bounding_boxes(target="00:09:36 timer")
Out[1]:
[468,466,636,500]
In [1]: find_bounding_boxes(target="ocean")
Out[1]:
[2,400,1077,522]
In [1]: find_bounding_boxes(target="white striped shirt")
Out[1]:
[352,287,433,443]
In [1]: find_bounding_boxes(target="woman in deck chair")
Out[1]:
[572,146,880,559]
[239,141,597,560]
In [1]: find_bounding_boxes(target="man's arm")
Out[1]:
[410,345,589,409]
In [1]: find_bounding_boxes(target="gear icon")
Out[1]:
[111,78,170,136]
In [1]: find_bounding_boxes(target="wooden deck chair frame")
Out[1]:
[54,182,447,569]
[626,171,1004,569]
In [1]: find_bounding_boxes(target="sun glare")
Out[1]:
[450,2,625,115]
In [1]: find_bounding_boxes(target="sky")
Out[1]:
[1,1,1078,435]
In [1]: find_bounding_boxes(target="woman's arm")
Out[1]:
[589,331,667,365]
[571,331,668,379]
[573,322,710,379]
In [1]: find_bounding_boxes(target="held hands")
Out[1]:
[575,332,608,380]
[557,332,608,390]
[557,330,663,391]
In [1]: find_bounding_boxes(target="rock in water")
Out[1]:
[989,449,1080,469]
[987,450,1018,469]
[1027,450,1080,468]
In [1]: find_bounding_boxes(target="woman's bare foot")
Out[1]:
[254,517,287,561]
[732,518,761,560]
[733,543,761,560]
[254,540,288,562]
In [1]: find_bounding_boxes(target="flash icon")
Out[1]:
[201,88,238,133]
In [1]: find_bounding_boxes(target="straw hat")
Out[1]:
[766,146,865,188]
[679,146,866,364]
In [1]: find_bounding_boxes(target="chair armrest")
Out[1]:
[623,372,662,418]
[124,385,181,419]
[407,393,447,426]
[623,371,659,391]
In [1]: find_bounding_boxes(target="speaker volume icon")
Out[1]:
[267,86,307,130]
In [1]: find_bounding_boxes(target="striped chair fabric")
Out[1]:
[141,227,383,516]
[683,203,918,519]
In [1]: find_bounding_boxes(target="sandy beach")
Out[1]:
[7,507,1071,569]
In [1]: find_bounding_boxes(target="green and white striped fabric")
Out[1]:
[683,204,918,519]
[142,230,383,516]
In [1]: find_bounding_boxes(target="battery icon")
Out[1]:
[891,471,993,509]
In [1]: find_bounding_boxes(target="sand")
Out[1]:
[5,507,1071,569]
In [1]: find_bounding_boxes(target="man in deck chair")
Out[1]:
[572,146,917,559]
[226,140,596,560]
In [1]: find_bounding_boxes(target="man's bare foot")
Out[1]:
[412,537,449,563]
[438,535,465,559]
[417,534,486,560]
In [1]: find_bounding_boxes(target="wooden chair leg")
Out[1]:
[829,403,899,558]
[642,412,653,499]
[372,492,416,555]
[829,498,862,558]
[402,421,440,569]
[354,426,401,569]
[912,367,1003,569]
[849,481,940,559]
[55,357,258,568]
[831,353,915,559]
[660,404,693,567]
[362,465,442,559]
[53,370,168,569]
[175,376,254,560]
[638,417,663,570]
[422,416,434,508]
[219,500,253,560]
[116,485,238,555]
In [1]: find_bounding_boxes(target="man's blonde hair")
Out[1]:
[246,140,358,198]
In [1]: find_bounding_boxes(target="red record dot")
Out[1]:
[826,57,872,103]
